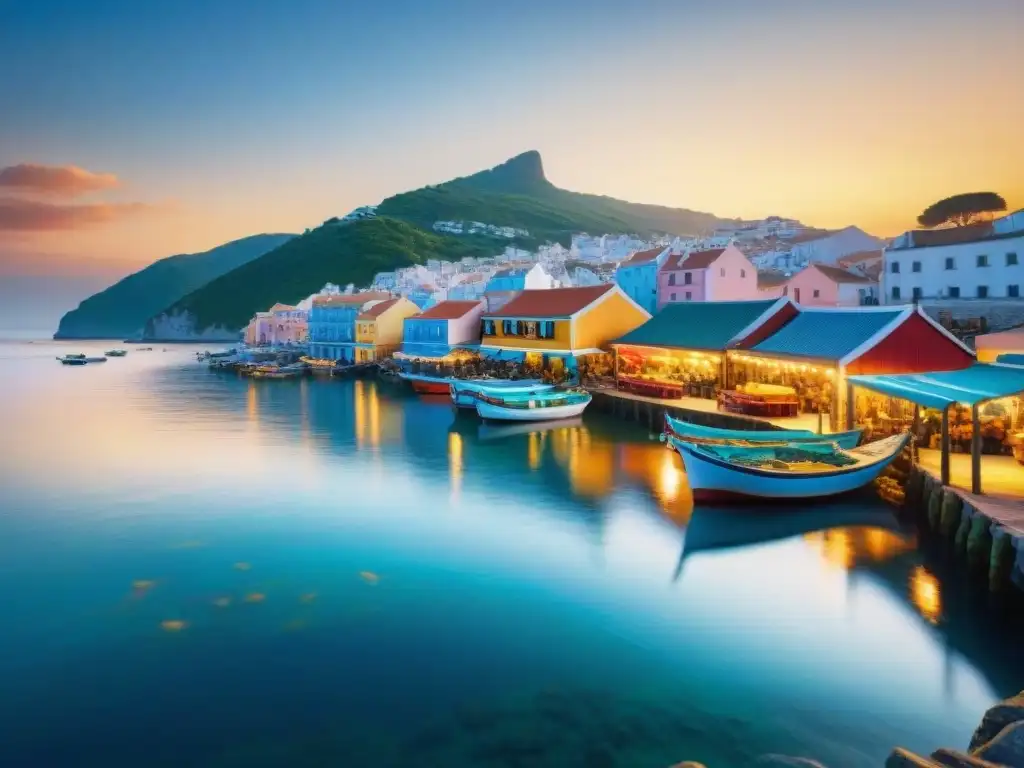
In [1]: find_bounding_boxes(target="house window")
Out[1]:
[741,269,746,278]
[684,272,692,285]
[948,286,960,298]
[668,273,676,286]
[685,291,692,300]
[912,261,921,273]
[812,289,820,298]
[1009,285,1020,298]
[670,292,677,301]
[891,286,901,300]
[977,254,989,267]
[912,287,922,300]
[945,257,955,270]
[977,285,989,298]
[720,268,725,277]
[1008,252,1019,266]
[891,262,900,274]
[783,286,788,296]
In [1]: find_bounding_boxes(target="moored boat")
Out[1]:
[474,388,592,422]
[663,414,862,450]
[57,355,88,365]
[671,432,910,503]
[105,349,127,357]
[450,379,553,409]
[399,372,453,395]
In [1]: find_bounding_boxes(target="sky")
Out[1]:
[1,0,1022,330]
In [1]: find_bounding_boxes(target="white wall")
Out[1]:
[882,232,1024,303]
[791,226,883,266]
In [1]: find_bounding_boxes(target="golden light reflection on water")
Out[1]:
[910,565,942,625]
[354,380,366,448]
[449,431,463,498]
[618,442,693,524]
[803,527,917,571]
[528,431,542,470]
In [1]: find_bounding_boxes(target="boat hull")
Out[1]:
[664,415,862,450]
[475,397,590,422]
[411,380,451,395]
[675,436,906,502]
[450,380,553,409]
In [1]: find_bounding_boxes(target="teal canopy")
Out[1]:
[613,300,780,351]
[848,363,1024,409]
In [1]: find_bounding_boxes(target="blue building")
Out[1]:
[400,299,485,359]
[407,288,437,310]
[614,246,669,315]
[307,292,391,361]
[485,268,530,293]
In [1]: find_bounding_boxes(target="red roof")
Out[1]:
[837,249,883,265]
[357,298,401,319]
[622,246,666,266]
[910,223,994,248]
[411,300,483,320]
[811,263,874,284]
[486,285,614,318]
[678,248,726,269]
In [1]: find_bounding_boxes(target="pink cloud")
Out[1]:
[0,163,120,197]
[0,197,155,231]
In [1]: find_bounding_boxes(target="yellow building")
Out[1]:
[479,284,650,371]
[354,297,420,362]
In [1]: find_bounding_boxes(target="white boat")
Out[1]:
[474,389,592,422]
[663,414,862,450]
[450,379,554,409]
[672,432,910,503]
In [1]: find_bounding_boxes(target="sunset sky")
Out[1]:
[1,0,1022,329]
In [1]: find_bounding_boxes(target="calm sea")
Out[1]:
[1,339,1022,767]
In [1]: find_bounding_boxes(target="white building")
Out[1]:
[789,226,883,267]
[883,217,1024,304]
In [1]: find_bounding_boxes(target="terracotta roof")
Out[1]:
[313,291,391,307]
[621,246,666,266]
[269,303,296,312]
[357,298,402,320]
[837,249,883,265]
[787,229,836,244]
[910,223,994,248]
[678,248,726,270]
[411,300,484,321]
[485,285,614,318]
[757,271,789,288]
[812,263,874,284]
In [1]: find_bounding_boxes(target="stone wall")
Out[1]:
[918,299,1024,333]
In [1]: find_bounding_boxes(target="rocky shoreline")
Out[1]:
[666,691,1024,768]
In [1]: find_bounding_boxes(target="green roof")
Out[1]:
[751,308,903,361]
[849,364,1024,409]
[613,300,780,351]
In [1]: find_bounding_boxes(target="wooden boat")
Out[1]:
[475,389,592,422]
[83,356,107,364]
[58,355,88,365]
[450,379,553,409]
[105,349,127,357]
[399,372,453,395]
[671,432,910,502]
[664,414,862,450]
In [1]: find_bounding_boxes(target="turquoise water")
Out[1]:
[1,339,1022,767]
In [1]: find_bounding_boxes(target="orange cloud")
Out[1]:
[0,197,155,231]
[0,163,119,197]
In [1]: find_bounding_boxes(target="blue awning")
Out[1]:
[848,363,1024,409]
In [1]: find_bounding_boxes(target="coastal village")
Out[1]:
[217,207,1024,598]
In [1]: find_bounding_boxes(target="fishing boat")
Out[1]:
[57,355,88,365]
[671,432,910,503]
[450,379,553,409]
[398,372,453,395]
[663,414,862,450]
[474,388,592,422]
[105,349,127,357]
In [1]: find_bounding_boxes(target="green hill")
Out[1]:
[377,150,736,243]
[53,233,295,339]
[144,217,494,338]
[140,151,743,338]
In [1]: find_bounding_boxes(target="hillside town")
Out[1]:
[244,206,1024,351]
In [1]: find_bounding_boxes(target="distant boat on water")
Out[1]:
[474,388,592,422]
[57,354,106,365]
[105,349,127,357]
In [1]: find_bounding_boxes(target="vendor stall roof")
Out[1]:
[612,298,793,351]
[749,305,975,372]
[848,363,1024,410]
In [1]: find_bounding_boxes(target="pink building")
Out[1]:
[657,244,758,308]
[244,312,273,345]
[780,263,877,306]
[267,303,308,345]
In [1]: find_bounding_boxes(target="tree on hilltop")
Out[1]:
[917,192,1006,228]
